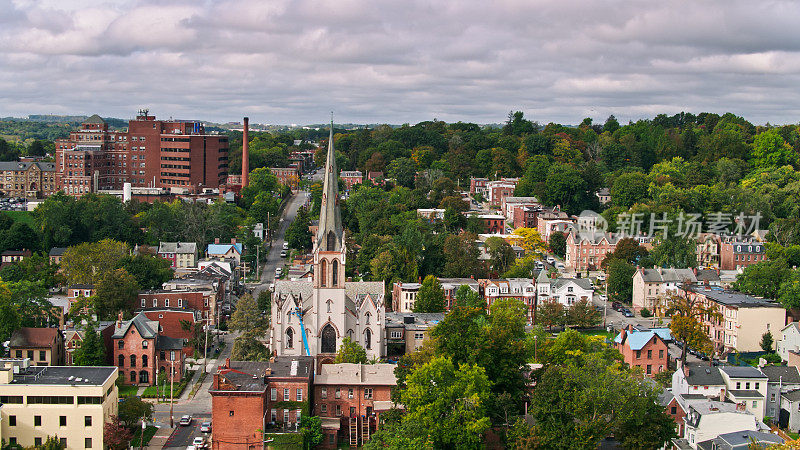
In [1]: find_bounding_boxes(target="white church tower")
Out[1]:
[270,120,385,364]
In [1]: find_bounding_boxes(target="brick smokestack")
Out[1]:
[242,117,250,188]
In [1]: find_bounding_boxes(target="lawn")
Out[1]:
[4,210,33,226]
[130,425,158,447]
[117,384,138,398]
[579,330,615,339]
[788,432,799,440]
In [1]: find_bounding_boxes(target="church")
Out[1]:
[269,123,386,363]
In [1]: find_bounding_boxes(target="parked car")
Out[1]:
[280,250,287,258]
[275,267,282,277]
[179,415,192,426]
[192,437,207,448]
[596,273,606,282]
[621,308,634,318]
[611,301,623,311]
[599,294,608,302]
[200,421,212,433]
[283,242,289,250]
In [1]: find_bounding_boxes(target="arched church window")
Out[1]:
[320,260,327,287]
[365,312,371,325]
[321,324,336,353]
[327,231,335,251]
[286,328,294,349]
[326,300,332,313]
[365,328,372,350]
[332,260,339,286]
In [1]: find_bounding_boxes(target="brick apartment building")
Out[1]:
[469,177,489,198]
[720,239,767,270]
[565,231,619,272]
[314,363,397,448]
[157,242,198,268]
[474,213,506,233]
[270,166,300,190]
[137,290,211,319]
[0,161,57,199]
[112,313,185,386]
[487,179,518,205]
[340,171,363,192]
[478,278,536,321]
[55,111,229,196]
[210,357,314,450]
[613,326,671,377]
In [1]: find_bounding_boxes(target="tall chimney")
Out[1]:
[242,117,250,188]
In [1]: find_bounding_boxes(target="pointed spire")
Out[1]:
[316,116,343,252]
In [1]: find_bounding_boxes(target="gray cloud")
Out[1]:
[2,0,800,125]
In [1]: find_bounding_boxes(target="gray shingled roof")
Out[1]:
[687,286,781,308]
[158,242,197,254]
[112,313,159,339]
[782,389,800,402]
[684,364,725,386]
[761,366,800,384]
[0,161,56,172]
[720,365,768,379]
[83,114,105,124]
[727,390,764,398]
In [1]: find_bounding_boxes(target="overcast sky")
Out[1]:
[2,0,800,126]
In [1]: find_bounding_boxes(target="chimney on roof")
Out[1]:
[231,238,236,244]
[719,390,725,402]
[116,311,123,329]
[214,238,220,245]
[242,117,250,188]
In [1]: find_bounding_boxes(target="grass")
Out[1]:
[130,425,158,447]
[579,330,615,339]
[788,432,800,440]
[117,384,139,398]
[4,210,33,226]
[140,372,193,400]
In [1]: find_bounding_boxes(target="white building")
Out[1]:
[719,366,768,422]
[536,271,594,308]
[270,123,385,362]
[778,322,800,362]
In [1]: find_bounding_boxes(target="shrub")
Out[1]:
[639,308,652,318]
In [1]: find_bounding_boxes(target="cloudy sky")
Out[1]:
[2,0,800,125]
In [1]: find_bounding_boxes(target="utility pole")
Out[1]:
[140,419,145,450]
[203,315,209,375]
[169,358,176,428]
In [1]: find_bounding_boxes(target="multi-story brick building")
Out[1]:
[270,166,300,190]
[478,278,536,321]
[501,196,540,220]
[487,179,518,205]
[439,278,479,310]
[613,326,671,377]
[720,240,767,270]
[137,289,211,318]
[112,313,185,386]
[0,250,31,268]
[314,363,397,448]
[469,177,489,198]
[473,213,506,234]
[631,267,697,315]
[157,242,197,268]
[9,328,64,366]
[340,171,363,192]
[384,312,443,357]
[696,233,721,268]
[565,231,620,272]
[55,111,229,196]
[0,161,57,199]
[48,247,67,265]
[391,282,421,313]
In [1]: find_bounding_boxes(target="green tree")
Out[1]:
[286,207,312,251]
[72,326,107,366]
[454,284,484,309]
[606,258,636,303]
[118,396,154,428]
[117,254,174,290]
[734,260,791,300]
[228,293,269,335]
[334,337,368,364]
[649,235,697,269]
[94,268,139,320]
[387,157,418,188]
[60,239,129,285]
[542,163,592,215]
[565,298,600,328]
[401,356,492,448]
[761,331,774,352]
[486,236,516,274]
[611,172,650,208]
[602,237,649,267]
[231,335,270,361]
[665,289,722,362]
[751,129,797,168]
[778,270,800,309]
[549,231,567,258]
[536,299,565,331]
[442,233,485,278]
[413,275,445,313]
[299,416,323,449]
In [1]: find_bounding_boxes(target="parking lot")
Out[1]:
[163,414,211,449]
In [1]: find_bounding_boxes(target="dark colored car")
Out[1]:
[611,301,623,311]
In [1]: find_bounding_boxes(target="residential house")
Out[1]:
[391,282,421,313]
[137,289,212,320]
[416,209,445,222]
[720,241,767,271]
[469,177,489,198]
[761,365,800,422]
[314,363,397,448]
[696,234,721,268]
[676,399,765,449]
[63,322,116,367]
[340,171,363,192]
[140,310,200,357]
[9,328,65,366]
[384,312,444,357]
[780,390,800,432]
[613,326,671,377]
[439,278,479,310]
[631,267,696,315]
[778,322,800,362]
[536,271,594,309]
[264,356,315,429]
[661,391,708,437]
[0,361,118,450]
[473,213,506,234]
[565,231,619,272]
[595,187,611,205]
[486,179,518,205]
[698,430,782,450]
[270,167,300,190]
[695,268,722,287]
[501,196,540,220]
[683,285,786,354]
[112,313,185,386]
[366,171,383,185]
[48,247,67,265]
[206,238,243,263]
[672,363,726,398]
[157,242,198,269]
[719,366,768,422]
[479,278,536,321]
[1,250,31,268]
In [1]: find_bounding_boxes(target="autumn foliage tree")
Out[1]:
[665,286,722,362]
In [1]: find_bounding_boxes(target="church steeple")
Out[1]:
[316,118,343,253]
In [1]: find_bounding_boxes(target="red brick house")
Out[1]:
[613,326,671,377]
[565,231,619,272]
[141,309,200,357]
[9,327,65,366]
[210,357,314,449]
[112,313,185,386]
[137,289,211,319]
[314,363,398,448]
[340,171,363,192]
[270,166,300,190]
[720,240,767,270]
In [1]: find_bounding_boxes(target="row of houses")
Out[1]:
[210,357,398,449]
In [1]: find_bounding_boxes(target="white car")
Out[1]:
[596,274,606,282]
[283,242,289,250]
[193,437,207,448]
[275,267,283,277]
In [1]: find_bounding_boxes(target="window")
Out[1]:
[35,415,41,426]
[736,382,741,389]
[229,411,234,416]
[1,396,22,404]
[365,328,372,350]
[391,331,402,339]
[771,393,776,402]
[142,354,148,367]
[27,350,33,359]
[130,355,137,367]
[85,438,92,448]
[321,404,327,414]
[335,388,341,399]
[365,312,371,325]
[297,389,303,401]
[178,299,183,307]
[271,410,277,422]
[35,438,42,446]
[646,365,652,375]
[286,328,294,349]
[165,299,170,307]
[283,410,289,423]
[271,388,277,401]
[335,405,342,416]
[118,341,124,349]
[752,401,757,408]
[659,350,664,358]
[284,388,290,401]
[414,332,424,340]
[9,438,16,445]
[321,387,327,399]
[647,350,652,359]
[670,406,677,414]
[745,382,750,390]
[9,415,15,426]
[348,388,353,399]
[635,350,641,359]
[60,416,67,427]
[350,407,356,416]
[755,382,760,390]
[364,388,373,399]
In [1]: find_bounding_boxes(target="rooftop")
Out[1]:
[315,363,397,386]
[720,365,767,379]
[266,356,314,378]
[760,365,800,384]
[7,366,116,386]
[683,363,724,386]
[687,286,781,308]
[9,328,59,348]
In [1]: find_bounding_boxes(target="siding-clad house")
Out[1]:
[631,267,696,315]
[778,322,800,362]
